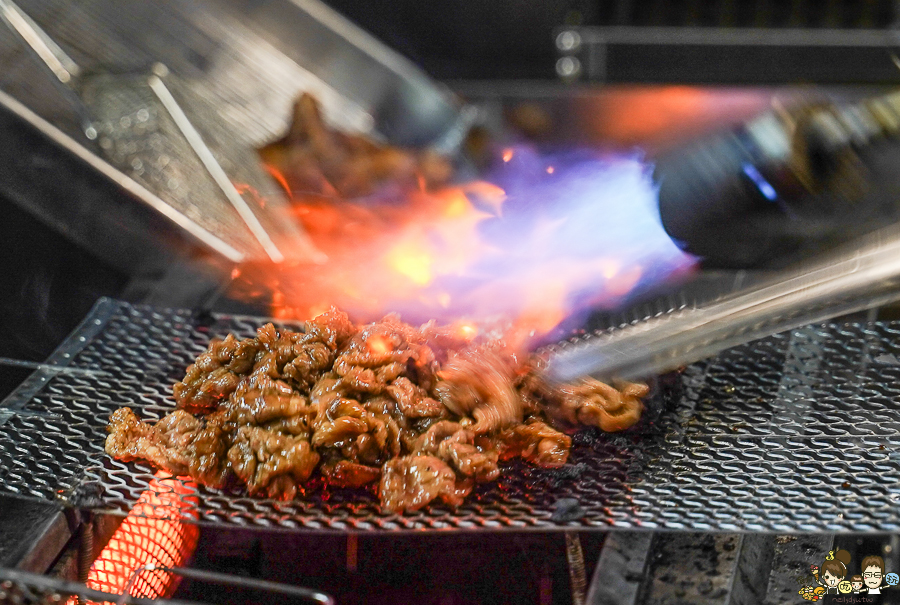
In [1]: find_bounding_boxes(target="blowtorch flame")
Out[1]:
[264,164,294,200]
[235,146,695,346]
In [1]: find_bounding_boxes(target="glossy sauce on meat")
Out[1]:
[106,308,647,512]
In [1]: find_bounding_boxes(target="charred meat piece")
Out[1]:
[387,377,444,418]
[182,411,231,487]
[225,385,312,426]
[575,380,647,432]
[106,407,199,476]
[260,309,355,391]
[535,377,648,433]
[412,421,499,482]
[321,460,381,488]
[105,407,230,487]
[332,323,416,393]
[311,397,371,449]
[499,420,572,468]
[312,394,392,466]
[173,334,259,412]
[434,345,523,434]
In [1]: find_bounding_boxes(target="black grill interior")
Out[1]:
[591,0,896,28]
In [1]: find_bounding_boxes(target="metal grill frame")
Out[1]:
[3,298,900,532]
[0,566,335,604]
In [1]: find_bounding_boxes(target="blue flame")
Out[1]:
[431,146,696,323]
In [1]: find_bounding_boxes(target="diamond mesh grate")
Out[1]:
[2,298,900,532]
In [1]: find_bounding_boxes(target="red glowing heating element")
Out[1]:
[77,472,199,600]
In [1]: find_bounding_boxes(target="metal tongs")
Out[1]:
[0,0,322,264]
[546,221,900,383]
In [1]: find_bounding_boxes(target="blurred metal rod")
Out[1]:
[546,222,900,382]
[148,74,286,264]
[0,356,109,377]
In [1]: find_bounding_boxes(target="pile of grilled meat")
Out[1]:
[106,308,646,512]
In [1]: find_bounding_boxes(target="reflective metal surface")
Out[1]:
[547,221,900,383]
[0,0,462,147]
[0,0,464,263]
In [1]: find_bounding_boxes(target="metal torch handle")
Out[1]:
[546,221,900,383]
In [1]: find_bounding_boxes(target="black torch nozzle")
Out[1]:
[656,91,900,269]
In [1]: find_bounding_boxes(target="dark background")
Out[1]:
[320,0,898,80]
[319,0,582,80]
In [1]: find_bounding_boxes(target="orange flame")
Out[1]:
[231,152,694,348]
[264,164,294,200]
[235,181,509,322]
[456,322,478,340]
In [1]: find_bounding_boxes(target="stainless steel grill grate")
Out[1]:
[2,298,900,532]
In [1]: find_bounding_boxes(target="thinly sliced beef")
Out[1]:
[173,334,259,412]
[106,407,230,487]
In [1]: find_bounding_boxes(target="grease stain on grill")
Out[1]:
[68,479,104,509]
[550,498,584,522]
[191,308,217,330]
[874,353,900,365]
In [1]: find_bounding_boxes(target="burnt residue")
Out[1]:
[638,533,739,604]
[191,307,218,329]
[766,535,834,605]
[550,498,584,522]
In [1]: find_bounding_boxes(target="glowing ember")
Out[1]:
[234,146,694,344]
[77,472,198,601]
